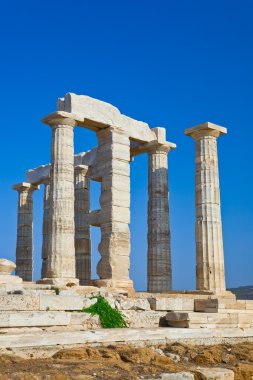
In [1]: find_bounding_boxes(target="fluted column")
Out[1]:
[75,165,91,285]
[12,182,39,281]
[185,122,227,293]
[94,126,133,289]
[41,178,50,279]
[147,143,175,292]
[38,111,79,286]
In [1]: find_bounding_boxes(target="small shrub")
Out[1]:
[50,286,60,295]
[81,295,128,328]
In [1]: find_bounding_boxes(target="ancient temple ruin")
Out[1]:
[3,93,253,359]
[12,93,227,294]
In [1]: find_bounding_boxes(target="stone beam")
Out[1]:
[26,149,98,185]
[57,93,156,142]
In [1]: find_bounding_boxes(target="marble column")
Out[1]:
[75,165,91,285]
[147,143,175,293]
[12,182,39,281]
[95,126,133,289]
[39,111,79,286]
[185,122,227,293]
[41,178,50,279]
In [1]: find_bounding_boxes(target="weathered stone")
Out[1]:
[0,259,23,292]
[115,298,150,311]
[150,298,194,311]
[83,298,97,309]
[69,312,101,329]
[40,295,83,311]
[160,372,194,379]
[123,310,166,328]
[194,299,218,313]
[0,295,39,311]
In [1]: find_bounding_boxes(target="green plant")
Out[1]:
[81,295,128,328]
[50,286,60,295]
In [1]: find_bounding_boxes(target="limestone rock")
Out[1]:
[196,367,234,379]
[160,372,194,379]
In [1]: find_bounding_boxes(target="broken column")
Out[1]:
[74,165,91,285]
[147,141,175,293]
[0,259,23,292]
[185,122,227,293]
[12,182,39,281]
[41,178,50,279]
[39,111,79,286]
[95,126,133,289]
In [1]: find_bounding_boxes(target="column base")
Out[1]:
[37,277,79,287]
[91,279,134,293]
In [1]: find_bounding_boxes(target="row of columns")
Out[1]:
[13,114,227,294]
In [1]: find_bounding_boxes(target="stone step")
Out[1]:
[194,298,253,313]
[0,327,253,350]
[0,311,101,328]
[166,311,253,328]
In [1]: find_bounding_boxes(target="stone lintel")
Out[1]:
[185,122,227,139]
[12,182,40,192]
[131,140,176,157]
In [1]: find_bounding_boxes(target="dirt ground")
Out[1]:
[1,341,253,380]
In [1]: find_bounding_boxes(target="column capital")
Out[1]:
[74,164,89,174]
[42,111,79,128]
[131,141,176,157]
[12,182,40,192]
[185,122,227,140]
[148,141,176,154]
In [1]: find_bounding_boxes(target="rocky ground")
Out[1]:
[1,341,253,379]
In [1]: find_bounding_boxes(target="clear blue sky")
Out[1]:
[0,0,252,291]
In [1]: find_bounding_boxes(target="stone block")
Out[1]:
[0,295,39,311]
[194,299,218,313]
[40,295,83,311]
[245,301,253,310]
[150,298,194,311]
[70,312,101,329]
[83,298,97,309]
[123,310,166,328]
[0,311,71,327]
[166,311,241,328]
[115,298,135,310]
[115,298,150,311]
